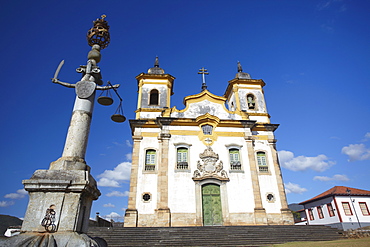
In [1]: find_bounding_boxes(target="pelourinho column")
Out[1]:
[1,16,121,246]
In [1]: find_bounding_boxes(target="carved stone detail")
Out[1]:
[192,147,229,181]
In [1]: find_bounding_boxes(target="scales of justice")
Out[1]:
[1,15,122,246]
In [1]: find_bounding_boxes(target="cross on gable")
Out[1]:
[198,67,209,91]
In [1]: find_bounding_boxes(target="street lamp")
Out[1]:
[346,188,362,229]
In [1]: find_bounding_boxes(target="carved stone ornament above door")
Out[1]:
[193,147,229,181]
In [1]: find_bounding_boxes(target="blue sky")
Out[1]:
[1,0,369,221]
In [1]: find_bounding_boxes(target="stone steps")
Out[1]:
[88,225,344,246]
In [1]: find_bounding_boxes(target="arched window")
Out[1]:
[149,89,159,105]
[256,151,268,172]
[177,147,188,169]
[247,94,256,110]
[229,149,241,170]
[145,149,156,171]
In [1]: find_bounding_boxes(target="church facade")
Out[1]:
[124,59,293,227]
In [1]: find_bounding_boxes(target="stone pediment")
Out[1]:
[170,90,243,120]
[192,147,229,181]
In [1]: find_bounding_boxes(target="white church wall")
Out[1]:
[170,100,242,120]
[227,172,255,213]
[238,88,267,113]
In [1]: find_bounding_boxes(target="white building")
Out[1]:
[124,59,293,227]
[299,186,370,230]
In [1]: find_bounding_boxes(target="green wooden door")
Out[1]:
[202,184,223,226]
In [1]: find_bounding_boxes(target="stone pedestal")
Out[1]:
[254,208,267,225]
[280,208,295,225]
[0,232,106,247]
[154,208,171,227]
[124,209,138,227]
[21,169,100,233]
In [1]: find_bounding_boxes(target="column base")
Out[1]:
[154,208,171,227]
[0,232,107,247]
[280,208,294,225]
[49,156,90,171]
[124,209,138,227]
[254,207,267,225]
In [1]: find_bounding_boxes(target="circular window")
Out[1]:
[142,193,151,202]
[267,194,274,202]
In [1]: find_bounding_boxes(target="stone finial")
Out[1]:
[237,61,243,72]
[235,61,251,79]
[148,56,165,74]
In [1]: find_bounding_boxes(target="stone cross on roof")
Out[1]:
[198,67,209,91]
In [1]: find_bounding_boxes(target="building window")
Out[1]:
[327,203,335,217]
[149,89,159,105]
[342,202,353,216]
[308,208,314,221]
[177,147,188,169]
[359,202,370,216]
[229,149,241,170]
[202,124,213,135]
[145,149,156,171]
[230,101,235,111]
[267,193,274,202]
[247,94,256,110]
[257,152,268,172]
[317,206,324,219]
[142,193,151,202]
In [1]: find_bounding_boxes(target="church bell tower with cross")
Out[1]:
[125,61,293,227]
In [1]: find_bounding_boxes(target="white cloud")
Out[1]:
[125,153,132,161]
[313,174,349,182]
[4,189,27,199]
[362,132,370,142]
[317,0,346,12]
[342,144,370,162]
[106,191,129,197]
[278,150,334,172]
[0,201,15,207]
[125,140,133,147]
[97,178,120,187]
[103,203,115,208]
[285,182,307,194]
[103,212,123,221]
[317,1,331,11]
[97,162,131,187]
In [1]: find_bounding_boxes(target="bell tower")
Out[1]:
[135,57,175,119]
[224,62,270,123]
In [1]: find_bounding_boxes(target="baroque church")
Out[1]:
[124,58,293,227]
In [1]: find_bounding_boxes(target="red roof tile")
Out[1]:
[299,186,370,205]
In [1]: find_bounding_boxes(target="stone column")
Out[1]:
[124,134,143,227]
[268,138,294,225]
[220,181,231,226]
[194,181,203,226]
[245,135,267,225]
[154,118,171,227]
[49,93,95,171]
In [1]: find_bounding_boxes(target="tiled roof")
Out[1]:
[299,186,370,205]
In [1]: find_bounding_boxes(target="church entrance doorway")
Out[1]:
[202,184,222,226]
